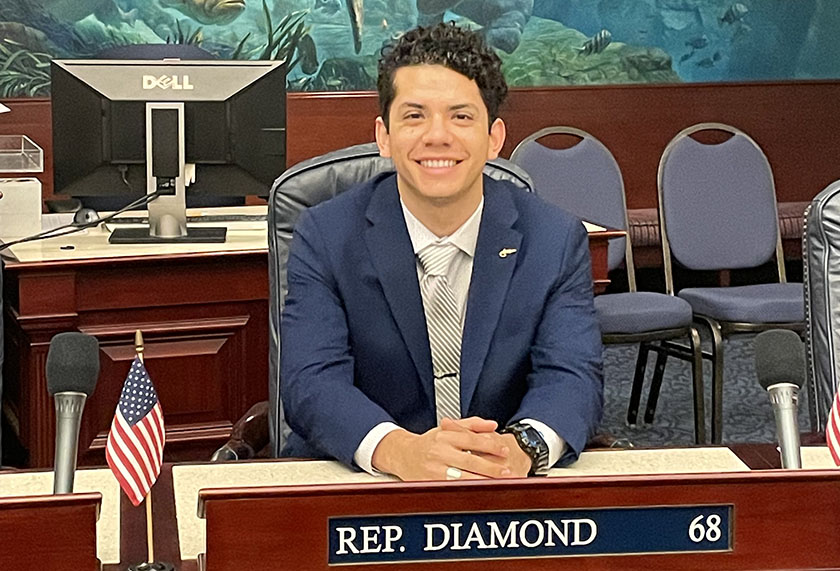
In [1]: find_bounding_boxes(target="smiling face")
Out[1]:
[375,64,505,227]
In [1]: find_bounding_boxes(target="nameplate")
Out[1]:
[329,505,731,565]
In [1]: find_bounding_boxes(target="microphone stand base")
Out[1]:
[128,562,174,571]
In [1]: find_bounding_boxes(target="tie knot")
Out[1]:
[418,242,459,277]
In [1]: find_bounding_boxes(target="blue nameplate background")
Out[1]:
[329,505,731,565]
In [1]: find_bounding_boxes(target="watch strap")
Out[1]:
[502,422,550,476]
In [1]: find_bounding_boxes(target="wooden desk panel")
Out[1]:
[3,250,269,468]
[588,229,623,294]
[0,492,101,570]
[197,470,840,570]
[4,450,825,570]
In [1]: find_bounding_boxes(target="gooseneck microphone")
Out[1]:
[754,330,806,469]
[46,332,100,494]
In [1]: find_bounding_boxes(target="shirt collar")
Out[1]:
[400,196,484,258]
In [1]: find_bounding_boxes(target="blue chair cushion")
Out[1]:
[594,292,693,335]
[678,282,804,323]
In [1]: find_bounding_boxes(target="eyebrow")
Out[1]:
[397,102,478,112]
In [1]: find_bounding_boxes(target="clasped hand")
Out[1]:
[371,417,532,481]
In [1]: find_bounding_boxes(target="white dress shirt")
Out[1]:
[353,197,565,474]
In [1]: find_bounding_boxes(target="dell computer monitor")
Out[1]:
[51,59,286,243]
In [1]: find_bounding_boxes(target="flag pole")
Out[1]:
[125,330,172,571]
[135,330,155,567]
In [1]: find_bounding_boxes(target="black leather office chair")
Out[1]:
[804,178,840,433]
[212,143,535,460]
[266,143,537,456]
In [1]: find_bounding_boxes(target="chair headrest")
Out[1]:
[269,142,535,232]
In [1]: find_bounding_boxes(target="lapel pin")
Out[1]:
[498,248,517,258]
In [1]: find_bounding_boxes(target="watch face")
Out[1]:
[522,429,541,448]
[506,424,548,472]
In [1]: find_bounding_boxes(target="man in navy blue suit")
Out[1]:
[281,23,603,480]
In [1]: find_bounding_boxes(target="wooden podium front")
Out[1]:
[198,469,840,570]
[1,208,270,468]
[0,492,101,570]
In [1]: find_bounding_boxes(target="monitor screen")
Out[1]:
[51,59,287,207]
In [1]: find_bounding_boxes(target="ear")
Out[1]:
[375,116,391,158]
[486,117,506,160]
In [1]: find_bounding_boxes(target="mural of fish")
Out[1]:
[297,33,319,75]
[577,28,612,56]
[685,34,708,50]
[159,0,247,26]
[720,2,748,25]
[33,0,137,26]
[314,0,341,16]
[345,0,534,54]
[346,0,364,52]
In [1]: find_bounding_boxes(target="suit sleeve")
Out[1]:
[281,210,396,466]
[512,220,604,464]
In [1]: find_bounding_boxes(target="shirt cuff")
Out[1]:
[520,418,565,474]
[353,421,402,475]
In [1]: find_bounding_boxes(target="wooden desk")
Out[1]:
[2,208,270,468]
[197,470,840,570]
[587,227,623,294]
[2,447,835,570]
[1,212,615,468]
[0,492,101,569]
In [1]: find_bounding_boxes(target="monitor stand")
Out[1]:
[109,102,227,244]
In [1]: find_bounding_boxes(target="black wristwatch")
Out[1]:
[501,422,549,476]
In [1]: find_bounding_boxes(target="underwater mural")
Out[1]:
[0,0,838,97]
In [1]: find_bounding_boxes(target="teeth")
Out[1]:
[420,160,457,168]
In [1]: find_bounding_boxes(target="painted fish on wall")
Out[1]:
[159,0,247,25]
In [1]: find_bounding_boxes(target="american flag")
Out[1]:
[827,387,840,466]
[106,357,165,506]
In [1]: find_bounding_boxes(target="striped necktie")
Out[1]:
[418,242,463,423]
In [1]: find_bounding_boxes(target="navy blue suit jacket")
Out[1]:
[280,173,603,467]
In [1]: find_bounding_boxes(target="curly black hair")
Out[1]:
[377,22,508,131]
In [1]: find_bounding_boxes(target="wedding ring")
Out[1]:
[445,467,462,480]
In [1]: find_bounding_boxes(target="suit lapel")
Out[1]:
[460,180,522,414]
[364,176,435,407]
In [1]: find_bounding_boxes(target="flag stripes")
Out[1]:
[826,388,840,466]
[106,357,165,507]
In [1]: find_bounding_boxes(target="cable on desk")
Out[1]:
[0,191,164,252]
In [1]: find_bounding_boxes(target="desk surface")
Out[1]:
[0,446,836,569]
[1,207,613,266]
[173,448,751,561]
[1,205,268,265]
[0,468,121,565]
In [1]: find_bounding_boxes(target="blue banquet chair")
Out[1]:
[657,122,805,444]
[511,126,706,443]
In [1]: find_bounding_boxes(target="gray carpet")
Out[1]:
[600,335,812,447]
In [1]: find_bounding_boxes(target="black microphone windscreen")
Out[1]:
[754,329,805,390]
[46,332,100,396]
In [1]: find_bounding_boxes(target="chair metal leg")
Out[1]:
[688,326,706,444]
[696,315,724,443]
[643,346,669,424]
[627,342,651,426]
